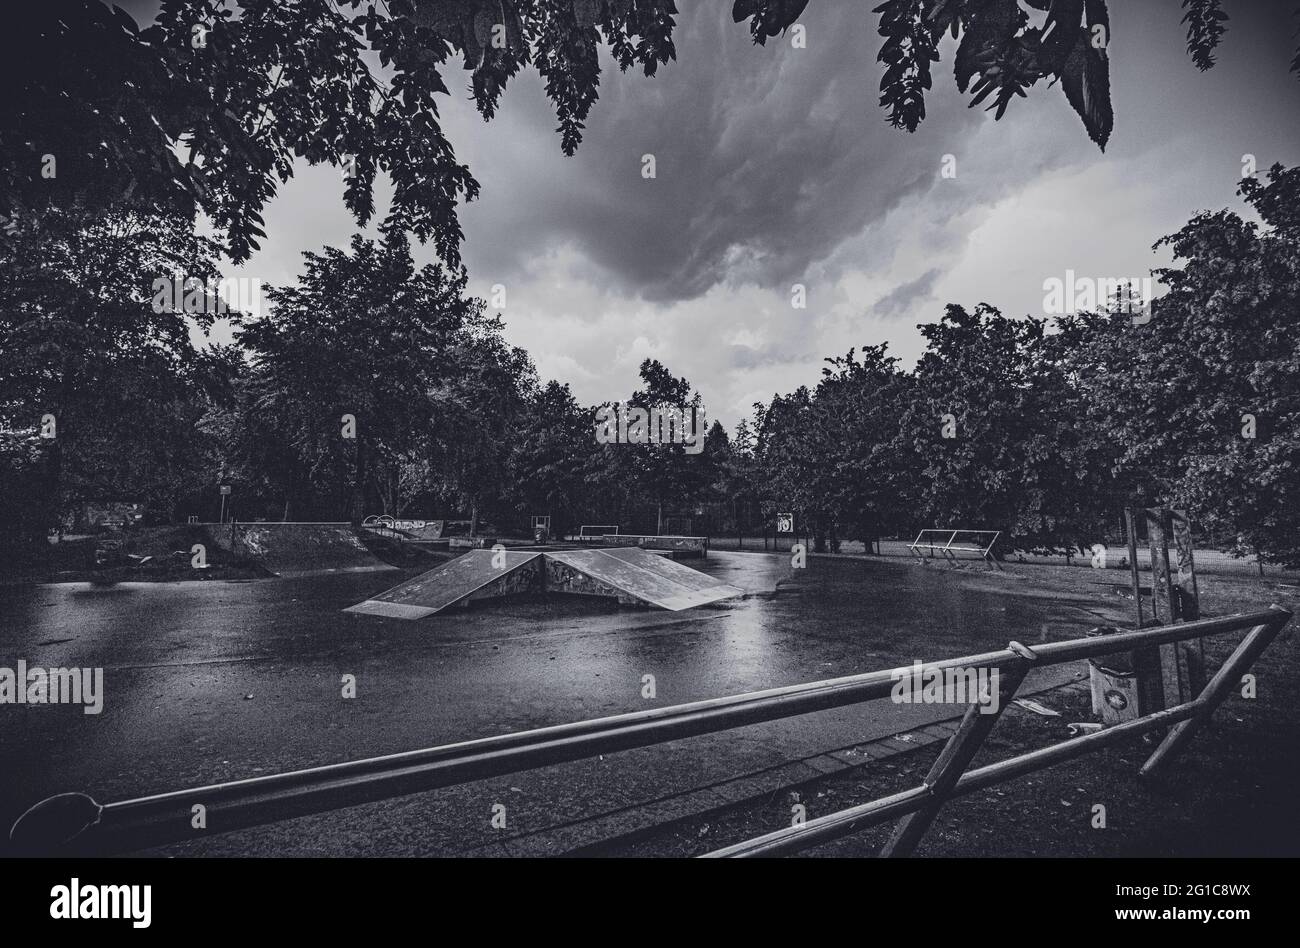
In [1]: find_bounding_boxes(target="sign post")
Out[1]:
[1145,507,1205,709]
[770,512,794,553]
[218,484,231,524]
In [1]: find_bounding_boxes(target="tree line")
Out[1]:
[2,165,1297,565]
[742,165,1300,566]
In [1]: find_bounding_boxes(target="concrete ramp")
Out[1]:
[345,550,543,619]
[546,548,743,610]
[345,547,742,619]
[206,523,395,576]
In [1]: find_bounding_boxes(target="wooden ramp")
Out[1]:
[344,547,742,619]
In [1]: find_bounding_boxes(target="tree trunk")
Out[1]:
[349,435,366,525]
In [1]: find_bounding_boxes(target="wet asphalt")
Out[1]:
[0,551,1122,855]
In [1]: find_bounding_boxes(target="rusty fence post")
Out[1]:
[880,642,1037,857]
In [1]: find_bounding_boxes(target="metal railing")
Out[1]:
[9,607,1290,857]
[908,529,1002,569]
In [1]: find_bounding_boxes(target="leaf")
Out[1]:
[1039,0,1084,72]
[954,0,1019,92]
[925,0,962,41]
[1084,0,1110,39]
[1181,0,1228,71]
[109,4,141,34]
[1059,28,1112,148]
[771,0,811,34]
[734,0,809,45]
[573,0,601,28]
[876,0,941,131]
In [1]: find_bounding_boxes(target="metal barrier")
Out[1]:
[909,529,1002,569]
[9,608,1290,857]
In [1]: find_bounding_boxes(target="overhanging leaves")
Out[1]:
[1059,26,1113,148]
[1182,0,1228,71]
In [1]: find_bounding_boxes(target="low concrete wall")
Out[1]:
[596,534,708,558]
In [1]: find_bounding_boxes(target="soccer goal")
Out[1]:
[908,529,1002,570]
[578,524,620,542]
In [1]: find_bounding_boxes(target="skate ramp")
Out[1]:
[345,547,743,619]
[345,550,544,618]
[206,523,395,576]
[545,548,743,610]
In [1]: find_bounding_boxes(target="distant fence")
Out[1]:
[9,607,1290,857]
[706,536,1300,578]
[908,529,1001,569]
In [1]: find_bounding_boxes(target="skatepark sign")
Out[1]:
[776,512,794,534]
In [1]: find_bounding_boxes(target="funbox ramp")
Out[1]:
[344,547,744,619]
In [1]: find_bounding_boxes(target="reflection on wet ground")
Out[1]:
[0,551,1123,855]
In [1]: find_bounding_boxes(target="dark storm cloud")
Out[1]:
[108,0,1299,428]
[446,1,984,303]
[871,267,943,318]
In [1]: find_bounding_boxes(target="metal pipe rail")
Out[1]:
[707,606,1290,857]
[9,608,1290,856]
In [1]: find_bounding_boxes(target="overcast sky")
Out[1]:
[121,0,1300,430]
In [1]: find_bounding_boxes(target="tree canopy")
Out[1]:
[3,3,1298,566]
[6,0,1293,267]
[3,164,1298,564]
